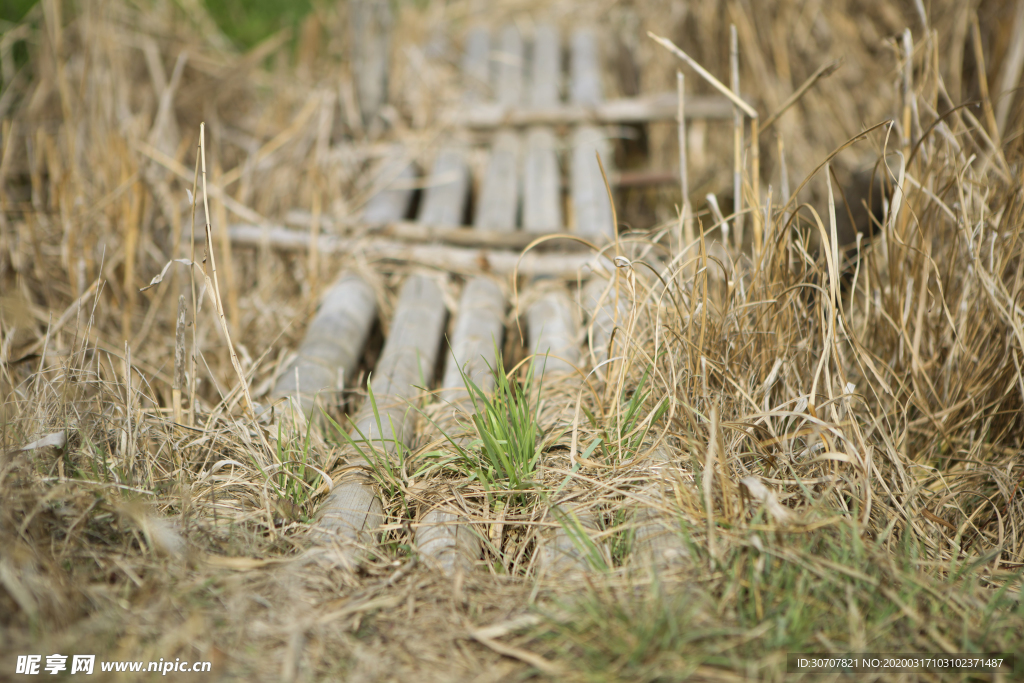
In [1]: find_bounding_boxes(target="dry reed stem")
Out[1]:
[648,32,758,119]
[676,70,694,259]
[173,295,185,429]
[730,24,743,251]
[211,155,239,339]
[197,123,255,421]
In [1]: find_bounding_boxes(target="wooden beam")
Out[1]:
[537,505,602,577]
[530,24,561,109]
[570,27,603,106]
[522,128,563,233]
[525,285,600,577]
[350,0,392,125]
[417,277,506,574]
[455,91,734,128]
[494,24,524,109]
[271,274,377,419]
[526,288,580,378]
[461,26,490,103]
[522,25,563,235]
[416,509,482,575]
[439,277,506,401]
[571,126,614,242]
[630,445,690,569]
[571,28,615,243]
[314,274,447,550]
[418,147,470,226]
[221,223,610,278]
[361,147,416,224]
[473,24,523,232]
[581,277,627,369]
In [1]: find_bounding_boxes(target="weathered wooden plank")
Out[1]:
[522,128,562,233]
[530,24,561,108]
[350,0,393,125]
[570,27,615,242]
[352,276,447,436]
[440,277,506,400]
[416,277,505,575]
[474,131,520,231]
[473,25,524,232]
[581,277,628,369]
[271,274,377,419]
[416,508,482,575]
[526,288,580,377]
[526,284,599,577]
[570,28,603,106]
[419,19,476,226]
[630,445,690,569]
[461,26,491,103]
[537,504,602,577]
[521,25,562,235]
[494,25,524,108]
[418,147,470,226]
[571,127,613,241]
[454,91,736,128]
[361,147,416,224]
[315,274,448,549]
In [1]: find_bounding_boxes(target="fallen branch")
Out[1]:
[455,91,734,128]
[210,224,612,278]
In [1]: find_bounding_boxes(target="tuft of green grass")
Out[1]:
[202,0,313,50]
[270,411,318,521]
[420,347,545,507]
[464,353,544,496]
[582,363,668,465]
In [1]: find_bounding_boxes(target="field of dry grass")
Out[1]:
[2,0,1024,680]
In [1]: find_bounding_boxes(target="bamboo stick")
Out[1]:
[571,28,614,243]
[461,26,491,104]
[416,277,506,575]
[582,277,627,369]
[522,24,563,235]
[361,146,417,224]
[526,288,580,378]
[418,148,470,226]
[455,91,734,128]
[350,0,393,126]
[315,274,447,549]
[526,285,600,577]
[630,445,689,569]
[475,132,521,231]
[271,274,377,420]
[523,128,563,232]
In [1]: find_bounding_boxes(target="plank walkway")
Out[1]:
[262,21,718,574]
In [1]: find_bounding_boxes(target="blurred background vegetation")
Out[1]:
[1,0,313,48]
[0,0,37,23]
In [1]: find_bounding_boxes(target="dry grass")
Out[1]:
[2,0,1024,680]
